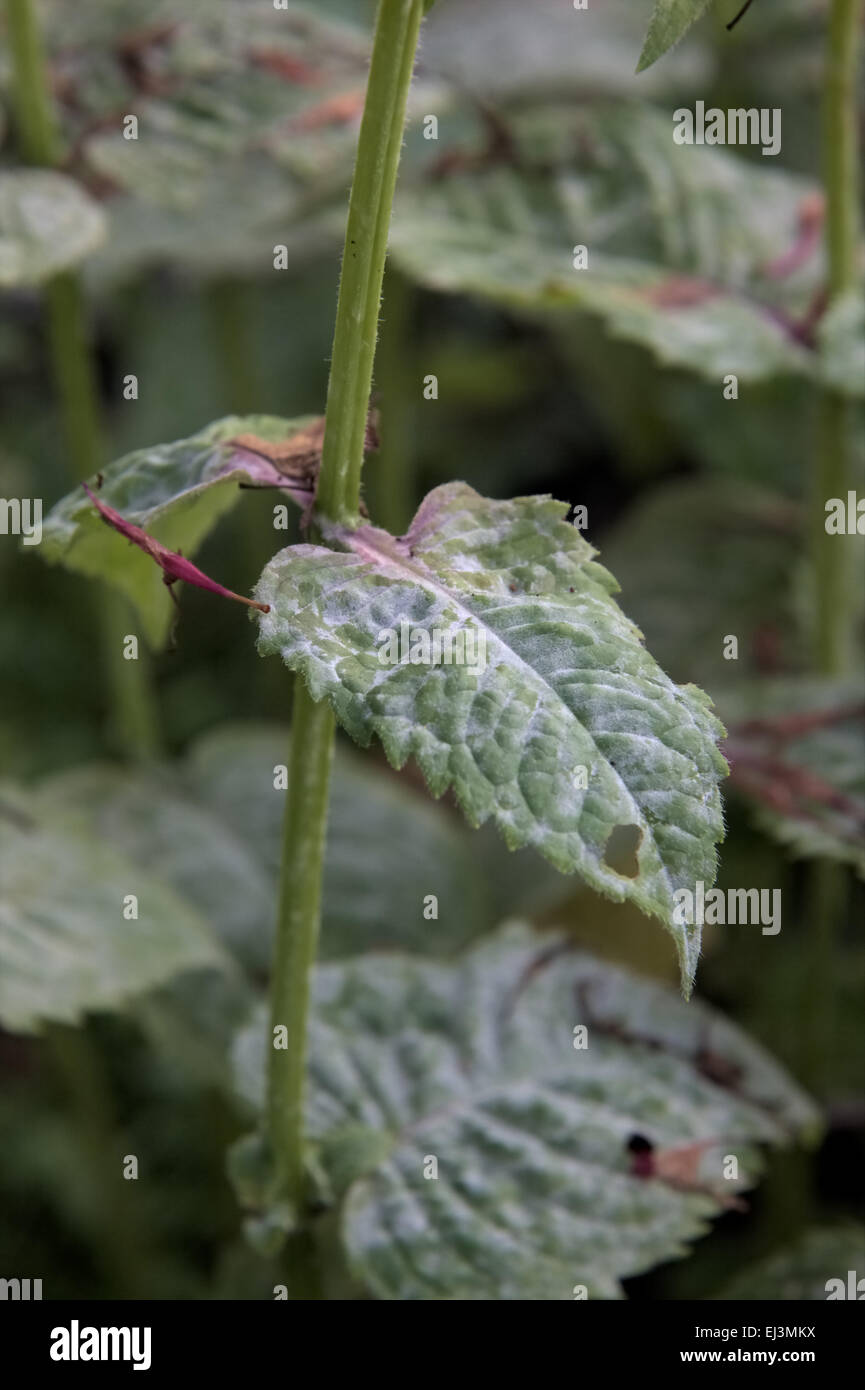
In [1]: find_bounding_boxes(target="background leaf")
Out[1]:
[721,680,865,877]
[713,1226,865,1300]
[599,478,804,687]
[233,924,819,1300]
[34,722,559,972]
[389,106,824,384]
[0,787,226,1034]
[39,414,316,646]
[0,171,105,286]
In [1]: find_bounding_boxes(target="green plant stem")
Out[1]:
[268,686,334,1212]
[804,0,862,1110]
[266,0,424,1229]
[5,0,160,758]
[316,0,425,525]
[4,0,60,165]
[46,1023,144,1297]
[813,0,862,676]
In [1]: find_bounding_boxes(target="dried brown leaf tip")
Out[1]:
[226,411,378,522]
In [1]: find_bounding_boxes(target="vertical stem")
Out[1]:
[316,0,425,525]
[4,0,160,758]
[267,0,424,1230]
[813,0,862,675]
[46,1024,144,1297]
[805,0,861,1104]
[4,0,59,165]
[824,0,861,302]
[268,687,334,1212]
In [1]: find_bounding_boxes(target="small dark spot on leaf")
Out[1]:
[627,1134,653,1154]
[626,1133,655,1178]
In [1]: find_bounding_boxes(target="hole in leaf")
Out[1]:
[602,824,642,879]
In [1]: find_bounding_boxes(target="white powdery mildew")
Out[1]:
[231,927,818,1300]
[255,483,727,988]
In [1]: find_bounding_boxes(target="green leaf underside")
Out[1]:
[36,723,514,971]
[39,415,317,646]
[720,680,865,877]
[0,788,224,1034]
[637,1,713,74]
[714,1227,865,1301]
[254,482,727,991]
[0,171,105,286]
[389,106,827,384]
[233,925,818,1300]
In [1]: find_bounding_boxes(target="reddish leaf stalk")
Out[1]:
[82,483,270,613]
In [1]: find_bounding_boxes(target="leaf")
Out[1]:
[636,0,713,73]
[422,0,711,101]
[254,482,727,991]
[38,723,521,971]
[818,290,865,399]
[0,171,106,286]
[599,478,804,687]
[13,0,444,281]
[232,925,819,1300]
[389,105,825,384]
[721,680,865,877]
[0,787,226,1035]
[713,1227,865,1300]
[38,415,320,647]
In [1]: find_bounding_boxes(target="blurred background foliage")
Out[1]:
[0,0,862,1298]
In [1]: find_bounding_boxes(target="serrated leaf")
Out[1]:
[599,478,804,687]
[233,925,819,1300]
[714,1227,865,1300]
[0,788,225,1034]
[389,105,825,384]
[422,0,711,101]
[0,171,106,286]
[722,680,865,877]
[636,0,713,73]
[38,415,318,647]
[37,722,557,972]
[254,482,727,990]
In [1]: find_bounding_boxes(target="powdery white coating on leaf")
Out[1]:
[254,483,727,990]
[0,172,105,286]
[389,106,827,385]
[232,925,819,1300]
[39,415,319,646]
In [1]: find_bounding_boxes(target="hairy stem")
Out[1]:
[813,0,862,675]
[267,0,424,1232]
[268,687,334,1213]
[5,0,160,758]
[316,0,424,525]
